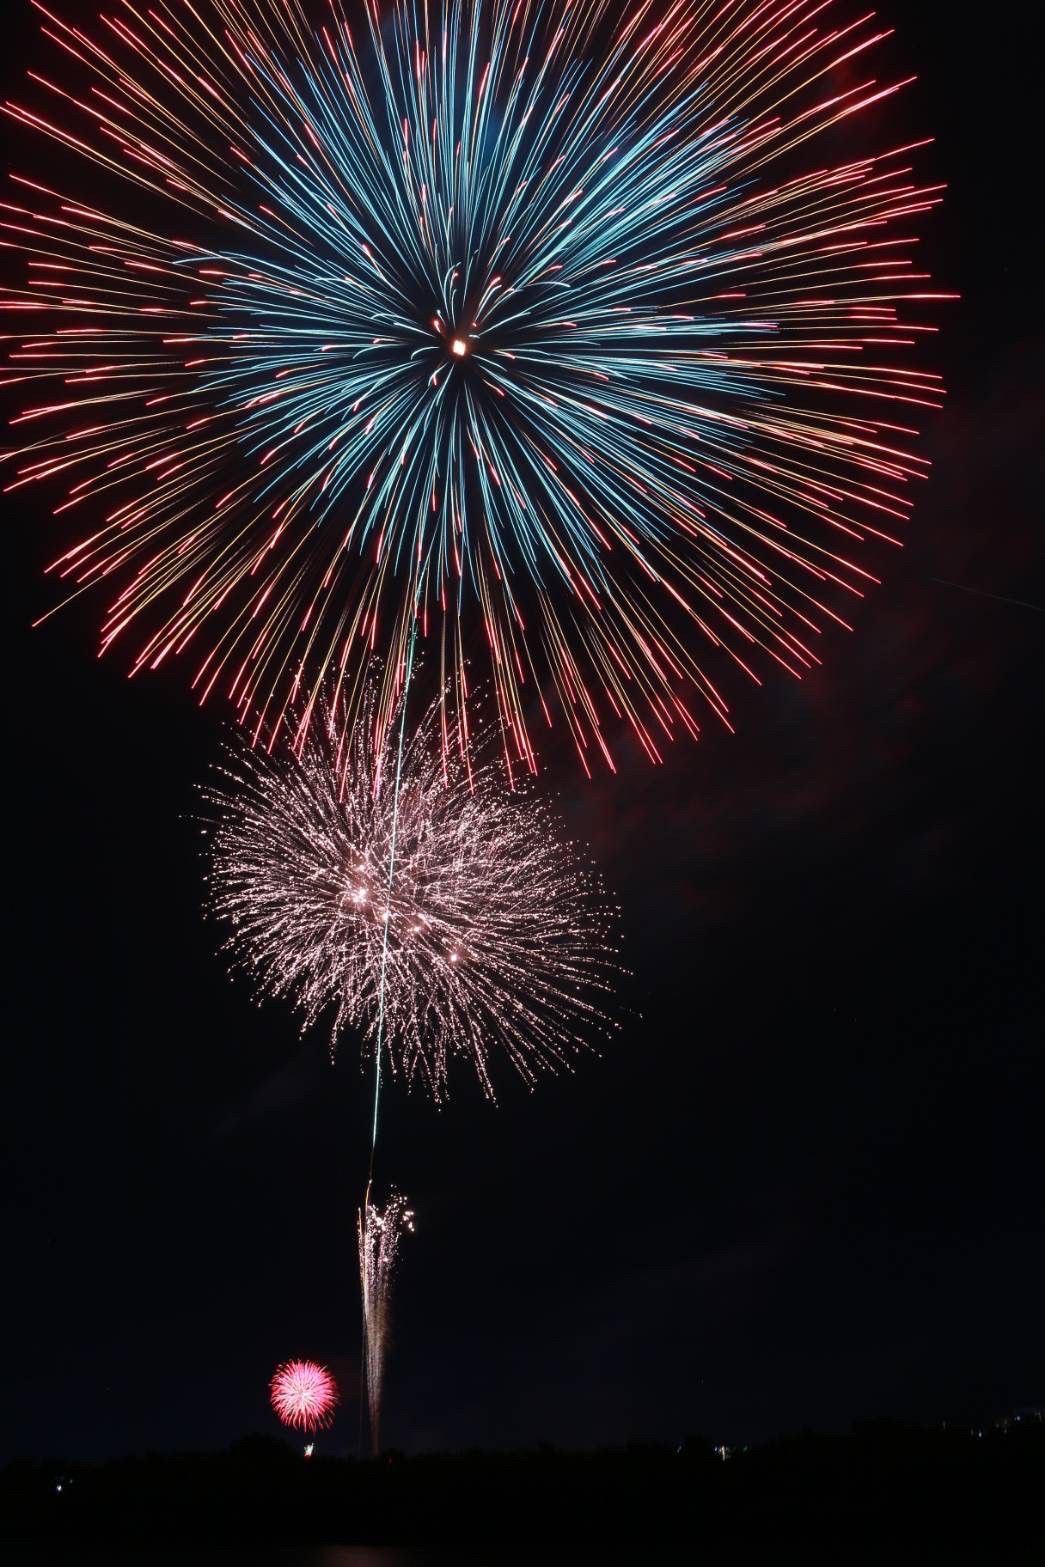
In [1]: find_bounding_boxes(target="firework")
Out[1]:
[358,1190,414,1454]
[204,683,621,1100]
[269,1358,338,1433]
[2,0,948,771]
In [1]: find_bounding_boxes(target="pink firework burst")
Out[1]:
[269,1359,338,1433]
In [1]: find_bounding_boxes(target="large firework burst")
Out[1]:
[269,1358,339,1432]
[2,0,947,770]
[203,684,621,1099]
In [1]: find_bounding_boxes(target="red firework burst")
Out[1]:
[269,1359,339,1433]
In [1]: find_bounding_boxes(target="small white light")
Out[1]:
[450,337,468,357]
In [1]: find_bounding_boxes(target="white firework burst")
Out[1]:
[203,687,622,1100]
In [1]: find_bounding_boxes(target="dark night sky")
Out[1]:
[1,2,1042,1462]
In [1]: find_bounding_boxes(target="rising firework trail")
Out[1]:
[358,1190,414,1454]
[203,681,622,1102]
[2,0,949,771]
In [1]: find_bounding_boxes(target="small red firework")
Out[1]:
[269,1359,338,1433]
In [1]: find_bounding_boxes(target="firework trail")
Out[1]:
[203,681,622,1102]
[2,0,948,771]
[358,1190,414,1454]
[269,1358,339,1434]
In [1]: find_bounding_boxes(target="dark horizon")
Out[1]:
[2,0,1043,1468]
[5,1424,1045,1559]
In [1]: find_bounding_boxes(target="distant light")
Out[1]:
[450,337,468,357]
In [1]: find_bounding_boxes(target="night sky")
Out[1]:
[2,1,1042,1462]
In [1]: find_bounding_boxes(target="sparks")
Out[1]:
[358,1191,414,1455]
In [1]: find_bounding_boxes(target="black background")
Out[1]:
[1,1,1042,1460]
